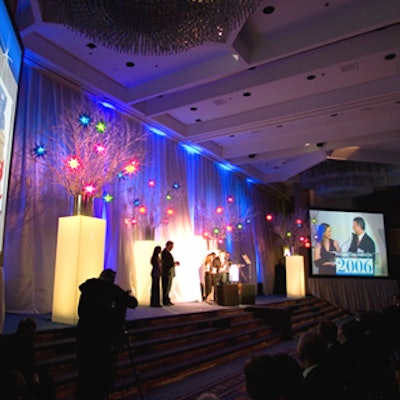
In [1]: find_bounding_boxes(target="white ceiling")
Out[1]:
[15,0,400,194]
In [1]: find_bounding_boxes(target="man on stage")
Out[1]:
[162,241,179,306]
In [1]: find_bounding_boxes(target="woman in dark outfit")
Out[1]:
[150,245,162,307]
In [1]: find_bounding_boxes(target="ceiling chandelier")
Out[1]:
[40,0,262,56]
[300,160,400,198]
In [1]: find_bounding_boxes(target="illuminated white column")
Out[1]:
[132,240,161,306]
[52,216,106,325]
[286,255,305,298]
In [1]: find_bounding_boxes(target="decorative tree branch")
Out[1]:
[266,209,311,254]
[33,104,145,199]
[124,180,185,230]
[195,196,254,244]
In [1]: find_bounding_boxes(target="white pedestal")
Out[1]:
[52,216,106,325]
[132,240,161,306]
[286,255,306,298]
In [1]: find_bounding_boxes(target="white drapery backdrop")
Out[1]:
[3,63,280,313]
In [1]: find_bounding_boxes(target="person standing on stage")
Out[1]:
[161,241,179,306]
[150,245,162,307]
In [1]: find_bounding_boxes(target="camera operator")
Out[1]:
[75,269,138,400]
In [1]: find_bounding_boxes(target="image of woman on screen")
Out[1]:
[313,223,341,275]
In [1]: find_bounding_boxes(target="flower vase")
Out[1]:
[73,194,94,216]
[144,225,155,240]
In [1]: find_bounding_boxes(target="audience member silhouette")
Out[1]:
[383,294,400,351]
[76,269,138,400]
[0,318,56,400]
[244,353,305,400]
[296,331,340,400]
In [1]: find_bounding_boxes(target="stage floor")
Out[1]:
[2,294,290,334]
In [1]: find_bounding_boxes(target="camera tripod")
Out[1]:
[111,325,144,400]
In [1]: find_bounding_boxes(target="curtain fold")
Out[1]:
[4,64,278,313]
[308,277,399,313]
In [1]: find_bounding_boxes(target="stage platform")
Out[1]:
[2,294,290,334]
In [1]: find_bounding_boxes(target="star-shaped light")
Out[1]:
[123,160,139,176]
[83,184,96,195]
[172,182,181,190]
[216,206,223,214]
[78,113,91,127]
[166,208,174,216]
[95,120,106,133]
[32,143,47,158]
[117,172,125,180]
[166,193,172,200]
[95,144,106,154]
[227,196,234,203]
[148,179,156,187]
[139,205,146,214]
[133,198,140,206]
[66,157,80,170]
[103,193,114,203]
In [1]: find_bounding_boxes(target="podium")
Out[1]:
[286,255,305,298]
[217,284,240,306]
[238,283,256,304]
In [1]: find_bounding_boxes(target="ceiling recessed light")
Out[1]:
[190,107,198,111]
[195,118,202,123]
[243,92,252,97]
[126,61,135,67]
[86,42,96,49]
[307,75,316,80]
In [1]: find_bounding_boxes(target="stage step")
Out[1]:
[30,296,350,400]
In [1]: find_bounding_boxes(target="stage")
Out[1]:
[2,294,289,334]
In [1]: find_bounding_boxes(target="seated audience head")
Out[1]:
[337,319,363,344]
[297,332,327,368]
[16,317,37,340]
[317,319,338,345]
[244,353,304,400]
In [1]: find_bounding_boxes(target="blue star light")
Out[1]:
[78,113,91,127]
[32,143,47,159]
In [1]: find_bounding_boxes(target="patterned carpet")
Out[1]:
[174,370,249,400]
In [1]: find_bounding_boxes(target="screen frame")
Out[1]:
[0,0,24,263]
[307,207,390,279]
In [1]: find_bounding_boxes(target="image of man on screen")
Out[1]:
[348,217,376,256]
